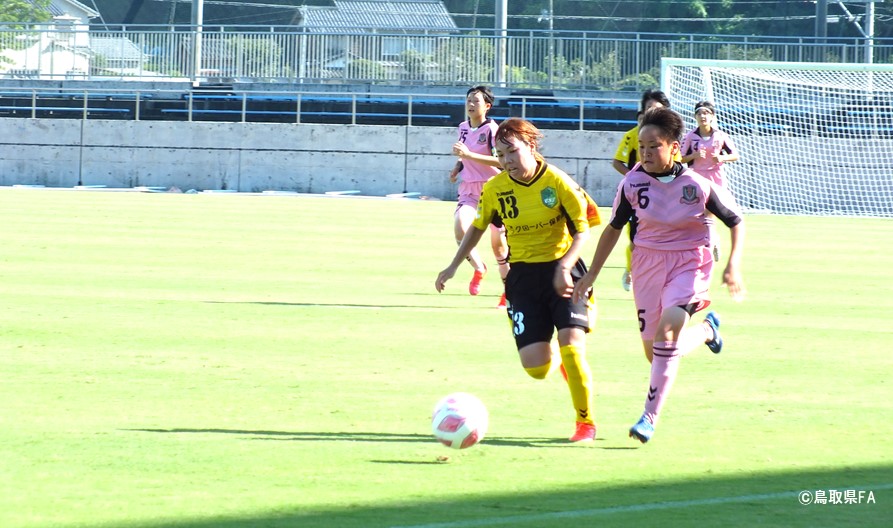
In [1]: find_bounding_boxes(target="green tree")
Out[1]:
[400,49,430,82]
[506,65,547,88]
[586,49,621,89]
[715,44,774,62]
[1,0,51,67]
[346,58,387,82]
[434,34,494,84]
[0,0,51,25]
[228,36,284,78]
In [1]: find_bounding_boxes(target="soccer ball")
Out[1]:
[431,392,488,449]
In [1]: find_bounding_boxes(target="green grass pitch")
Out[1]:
[0,188,890,528]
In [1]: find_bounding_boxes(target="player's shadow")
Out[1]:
[204,300,468,310]
[127,428,576,448]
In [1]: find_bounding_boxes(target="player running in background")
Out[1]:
[680,101,740,261]
[611,89,677,292]
[437,118,601,443]
[680,101,739,188]
[449,86,509,307]
[574,107,746,444]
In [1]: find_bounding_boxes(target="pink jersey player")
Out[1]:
[448,86,509,306]
[573,106,746,445]
[454,117,500,207]
[680,101,739,187]
[611,163,742,335]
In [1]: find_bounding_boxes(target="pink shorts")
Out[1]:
[456,180,486,209]
[631,245,713,340]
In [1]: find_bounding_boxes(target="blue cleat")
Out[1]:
[629,415,654,444]
[704,311,723,354]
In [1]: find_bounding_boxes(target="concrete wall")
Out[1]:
[0,119,626,205]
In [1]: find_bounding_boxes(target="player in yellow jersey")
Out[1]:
[611,89,679,292]
[436,118,600,443]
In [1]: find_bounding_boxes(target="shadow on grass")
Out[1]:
[112,464,892,528]
[205,300,483,310]
[127,428,593,448]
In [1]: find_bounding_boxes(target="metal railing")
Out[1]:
[1,24,891,90]
[0,86,640,130]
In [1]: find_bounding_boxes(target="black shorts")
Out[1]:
[504,258,592,349]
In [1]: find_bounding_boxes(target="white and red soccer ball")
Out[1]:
[431,392,488,449]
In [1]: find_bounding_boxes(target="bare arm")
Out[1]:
[453,142,502,168]
[435,225,487,292]
[449,160,462,183]
[611,159,629,176]
[554,230,590,297]
[571,225,623,303]
[716,152,739,163]
[714,139,740,164]
[722,221,746,302]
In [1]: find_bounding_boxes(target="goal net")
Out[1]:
[661,58,893,217]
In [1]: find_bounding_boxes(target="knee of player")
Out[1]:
[523,363,551,380]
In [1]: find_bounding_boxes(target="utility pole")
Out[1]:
[495,0,507,87]
[191,0,204,84]
[865,0,877,63]
[548,0,554,89]
[832,1,882,63]
[168,0,178,25]
[815,0,828,61]
[815,0,828,40]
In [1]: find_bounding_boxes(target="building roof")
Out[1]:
[301,0,457,34]
[25,0,100,20]
[90,36,142,60]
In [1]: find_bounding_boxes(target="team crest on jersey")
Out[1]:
[680,184,699,205]
[476,132,488,144]
[541,187,558,208]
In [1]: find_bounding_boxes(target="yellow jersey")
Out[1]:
[614,126,639,168]
[614,125,682,168]
[473,163,600,263]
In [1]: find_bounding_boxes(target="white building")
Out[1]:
[0,1,148,80]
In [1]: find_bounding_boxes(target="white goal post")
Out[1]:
[661,58,893,217]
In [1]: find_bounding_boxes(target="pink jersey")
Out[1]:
[680,128,737,187]
[608,163,742,252]
[456,118,500,184]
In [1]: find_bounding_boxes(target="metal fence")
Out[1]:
[0,86,641,131]
[2,24,891,90]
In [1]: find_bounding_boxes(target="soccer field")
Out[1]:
[0,188,890,528]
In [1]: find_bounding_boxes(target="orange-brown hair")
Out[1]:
[495,118,545,161]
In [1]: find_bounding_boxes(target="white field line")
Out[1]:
[390,482,893,528]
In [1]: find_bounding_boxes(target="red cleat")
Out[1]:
[569,421,596,443]
[468,265,486,296]
[496,292,506,309]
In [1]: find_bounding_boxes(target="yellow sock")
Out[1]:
[560,344,594,425]
[524,362,552,380]
[625,243,633,273]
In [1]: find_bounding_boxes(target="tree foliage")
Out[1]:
[81,2,893,40]
[0,0,51,65]
[0,0,52,25]
[442,1,892,39]
[434,34,494,84]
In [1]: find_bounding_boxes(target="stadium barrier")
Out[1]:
[0,118,625,205]
[0,87,638,131]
